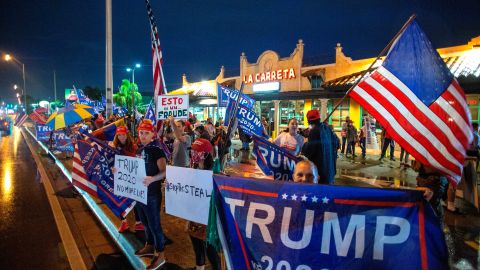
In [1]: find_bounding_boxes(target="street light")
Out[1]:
[126,63,141,132]
[4,54,26,112]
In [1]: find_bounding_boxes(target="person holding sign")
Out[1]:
[168,116,192,167]
[133,120,168,270]
[186,138,221,270]
[109,126,144,233]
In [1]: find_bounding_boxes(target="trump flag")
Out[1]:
[212,175,448,270]
[349,20,472,184]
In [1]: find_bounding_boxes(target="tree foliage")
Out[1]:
[112,79,143,112]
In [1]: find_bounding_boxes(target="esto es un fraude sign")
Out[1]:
[156,94,189,120]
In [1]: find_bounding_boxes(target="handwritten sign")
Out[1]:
[165,166,213,225]
[114,155,148,205]
[156,95,189,120]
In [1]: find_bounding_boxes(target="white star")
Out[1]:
[291,194,298,201]
[281,193,288,200]
[311,196,318,203]
[322,196,330,204]
[301,194,308,201]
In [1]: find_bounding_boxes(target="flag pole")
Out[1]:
[323,14,417,122]
[222,82,245,172]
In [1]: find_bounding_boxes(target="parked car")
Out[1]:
[0,117,12,135]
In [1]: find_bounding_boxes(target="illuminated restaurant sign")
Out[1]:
[243,67,296,84]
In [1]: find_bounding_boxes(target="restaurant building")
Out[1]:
[169,36,480,137]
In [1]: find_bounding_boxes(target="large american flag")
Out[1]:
[145,0,166,103]
[349,20,473,184]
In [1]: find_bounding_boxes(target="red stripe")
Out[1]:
[334,199,417,207]
[418,203,428,270]
[357,77,461,174]
[72,180,98,198]
[233,217,252,270]
[72,166,88,180]
[451,80,472,127]
[349,90,461,178]
[370,72,465,162]
[429,102,469,150]
[442,90,469,126]
[218,185,278,198]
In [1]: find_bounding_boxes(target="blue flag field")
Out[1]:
[212,175,448,270]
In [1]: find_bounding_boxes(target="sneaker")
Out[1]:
[147,255,166,270]
[390,158,396,161]
[135,244,154,257]
[118,220,130,233]
[134,222,145,231]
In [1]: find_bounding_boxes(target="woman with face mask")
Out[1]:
[186,138,221,270]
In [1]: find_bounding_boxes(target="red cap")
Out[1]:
[116,126,128,135]
[191,138,213,154]
[306,109,320,121]
[137,119,155,133]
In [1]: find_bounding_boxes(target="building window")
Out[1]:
[311,75,324,89]
[279,100,305,127]
[329,99,350,128]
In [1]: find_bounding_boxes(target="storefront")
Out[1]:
[168,36,480,136]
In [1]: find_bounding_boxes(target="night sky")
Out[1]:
[0,0,479,103]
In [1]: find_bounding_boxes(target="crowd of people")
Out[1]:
[62,107,478,269]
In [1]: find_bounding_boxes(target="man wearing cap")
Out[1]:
[134,119,167,269]
[302,109,338,185]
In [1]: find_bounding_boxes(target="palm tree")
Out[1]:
[113,79,142,112]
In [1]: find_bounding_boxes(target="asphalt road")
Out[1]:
[0,127,68,269]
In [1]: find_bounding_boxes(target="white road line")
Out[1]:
[22,129,87,270]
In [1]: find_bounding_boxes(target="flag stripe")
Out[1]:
[351,85,459,177]
[369,70,466,162]
[433,97,471,145]
[378,67,466,154]
[360,76,462,171]
[444,86,470,126]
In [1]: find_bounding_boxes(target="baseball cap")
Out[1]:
[191,138,213,154]
[306,109,320,121]
[137,119,155,133]
[116,126,128,135]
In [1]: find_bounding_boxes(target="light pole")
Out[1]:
[4,54,26,112]
[126,63,141,132]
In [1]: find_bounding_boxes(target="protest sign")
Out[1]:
[35,124,53,143]
[52,130,74,153]
[156,95,189,120]
[114,155,148,205]
[165,166,213,225]
[212,175,449,270]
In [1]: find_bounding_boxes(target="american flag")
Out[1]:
[145,0,166,103]
[72,142,98,198]
[349,20,473,184]
[14,111,28,127]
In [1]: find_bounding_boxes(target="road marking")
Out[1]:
[22,129,87,270]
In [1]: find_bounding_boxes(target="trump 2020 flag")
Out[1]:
[211,175,448,270]
[252,135,301,181]
[144,102,156,125]
[349,20,472,185]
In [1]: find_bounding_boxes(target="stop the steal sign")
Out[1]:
[157,95,189,120]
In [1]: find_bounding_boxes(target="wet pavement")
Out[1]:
[0,127,69,269]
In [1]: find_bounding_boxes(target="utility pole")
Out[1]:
[105,0,113,117]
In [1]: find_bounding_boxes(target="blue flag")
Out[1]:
[52,129,74,153]
[212,175,448,270]
[76,137,136,218]
[144,102,157,125]
[252,135,301,181]
[35,123,53,143]
[217,84,255,108]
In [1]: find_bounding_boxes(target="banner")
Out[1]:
[212,175,449,270]
[364,115,379,150]
[217,84,255,108]
[52,130,74,153]
[165,166,213,225]
[227,101,267,139]
[113,155,148,205]
[35,124,53,143]
[252,135,301,181]
[76,138,136,218]
[156,95,189,120]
